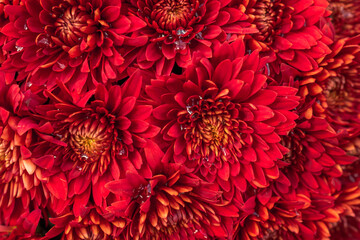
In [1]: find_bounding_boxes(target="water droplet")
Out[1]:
[118,148,126,156]
[15,46,23,52]
[56,61,66,70]
[53,155,57,159]
[146,183,151,195]
[349,175,356,182]
[253,212,260,217]
[24,24,28,30]
[194,230,199,234]
[104,32,109,38]
[176,28,187,36]
[295,209,300,216]
[221,146,227,157]
[26,82,32,88]
[174,40,186,51]
[76,166,83,171]
[168,35,173,40]
[55,134,63,138]
[196,32,204,39]
[266,63,270,76]
[186,106,193,115]
[81,154,89,160]
[226,33,232,41]
[37,35,50,48]
[247,49,252,54]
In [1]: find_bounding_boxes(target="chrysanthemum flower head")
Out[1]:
[106,162,238,240]
[144,38,299,194]
[329,0,360,39]
[242,0,333,72]
[0,208,42,240]
[46,207,126,240]
[0,73,60,223]
[127,0,256,75]
[35,70,160,214]
[0,0,147,93]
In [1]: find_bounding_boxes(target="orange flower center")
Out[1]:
[251,0,284,44]
[324,76,348,109]
[152,0,193,31]
[181,97,243,168]
[67,117,113,164]
[54,6,88,45]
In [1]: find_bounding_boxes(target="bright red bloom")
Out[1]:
[0,0,147,93]
[127,0,256,75]
[328,160,360,239]
[144,39,299,194]
[0,0,22,64]
[296,35,360,159]
[241,0,333,71]
[46,207,126,240]
[35,70,160,214]
[0,208,42,240]
[106,163,238,240]
[329,0,360,39]
[235,174,345,240]
[0,73,58,224]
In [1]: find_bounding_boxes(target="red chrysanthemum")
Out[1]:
[106,163,238,240]
[126,0,256,75]
[235,174,344,240]
[241,0,333,72]
[143,39,299,195]
[0,0,21,64]
[328,160,360,239]
[0,209,41,240]
[35,70,160,214]
[0,0,147,93]
[0,73,59,224]
[329,0,360,39]
[45,207,126,240]
[296,35,360,159]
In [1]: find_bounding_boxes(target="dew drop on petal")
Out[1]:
[118,148,126,156]
[24,24,28,30]
[80,154,89,161]
[266,63,271,76]
[15,46,23,52]
[186,106,193,115]
[226,33,232,41]
[176,28,187,36]
[56,61,66,70]
[37,35,50,48]
[175,40,186,51]
[196,32,204,39]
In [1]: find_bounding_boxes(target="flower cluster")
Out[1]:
[0,0,359,239]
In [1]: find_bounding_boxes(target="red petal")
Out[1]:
[46,172,68,200]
